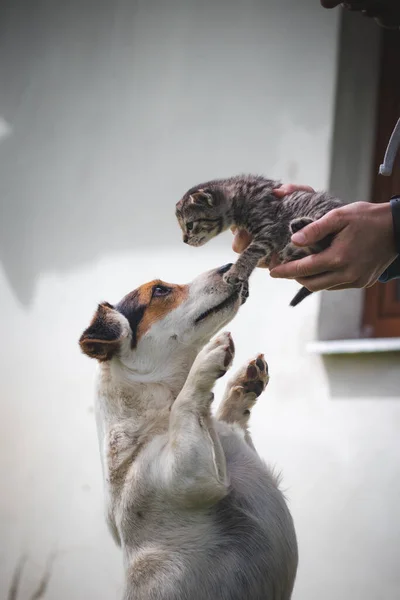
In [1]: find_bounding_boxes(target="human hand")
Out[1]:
[231,183,315,268]
[270,201,397,291]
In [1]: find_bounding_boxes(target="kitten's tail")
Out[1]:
[290,286,312,307]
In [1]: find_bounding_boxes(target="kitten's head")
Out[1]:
[175,184,228,247]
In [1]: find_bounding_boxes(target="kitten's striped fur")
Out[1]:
[176,174,343,306]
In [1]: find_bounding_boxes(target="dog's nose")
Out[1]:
[183,235,189,243]
[217,263,233,275]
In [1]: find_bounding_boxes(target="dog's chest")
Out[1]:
[101,401,169,487]
[104,421,168,504]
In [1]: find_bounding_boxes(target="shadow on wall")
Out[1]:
[0,0,337,306]
[323,353,400,399]
[7,552,56,600]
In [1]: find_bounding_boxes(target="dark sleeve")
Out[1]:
[379,256,400,282]
[379,195,400,282]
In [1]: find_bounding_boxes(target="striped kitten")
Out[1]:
[176,174,343,306]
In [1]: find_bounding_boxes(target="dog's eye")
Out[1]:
[152,285,171,298]
[186,222,194,231]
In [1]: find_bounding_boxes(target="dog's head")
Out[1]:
[79,264,243,375]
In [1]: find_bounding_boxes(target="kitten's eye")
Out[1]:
[152,285,171,298]
[186,222,194,231]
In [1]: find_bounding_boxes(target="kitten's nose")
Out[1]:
[183,235,189,243]
[217,263,233,275]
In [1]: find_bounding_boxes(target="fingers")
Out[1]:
[295,272,354,292]
[272,184,315,198]
[270,249,340,280]
[325,282,360,291]
[290,208,344,247]
[231,228,252,254]
[314,277,378,292]
[270,241,369,291]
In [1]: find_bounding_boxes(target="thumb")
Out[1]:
[232,229,252,254]
[291,209,343,246]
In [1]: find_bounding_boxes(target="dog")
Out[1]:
[79,263,298,600]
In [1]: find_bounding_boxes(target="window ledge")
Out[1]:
[307,338,400,355]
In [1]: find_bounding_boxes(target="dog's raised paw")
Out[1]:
[210,331,235,371]
[217,354,269,424]
[193,332,235,384]
[236,354,269,397]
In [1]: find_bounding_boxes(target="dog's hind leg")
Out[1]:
[216,354,269,450]
[162,332,235,507]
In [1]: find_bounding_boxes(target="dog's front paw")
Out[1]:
[242,354,269,396]
[230,354,269,399]
[191,332,235,388]
[218,354,269,424]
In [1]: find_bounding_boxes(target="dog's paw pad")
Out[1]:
[241,354,269,397]
[256,356,266,371]
[246,364,258,379]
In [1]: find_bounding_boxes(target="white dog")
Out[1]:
[79,263,298,600]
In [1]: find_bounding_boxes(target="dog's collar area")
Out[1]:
[111,354,190,389]
[194,291,239,324]
[111,357,157,381]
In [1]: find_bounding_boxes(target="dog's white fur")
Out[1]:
[80,265,298,599]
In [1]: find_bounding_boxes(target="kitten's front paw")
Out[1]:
[223,272,241,287]
[190,332,235,389]
[223,270,249,303]
[240,280,249,304]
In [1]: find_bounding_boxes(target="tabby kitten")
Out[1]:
[175,174,343,306]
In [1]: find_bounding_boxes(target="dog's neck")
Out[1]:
[96,345,199,424]
[116,346,197,392]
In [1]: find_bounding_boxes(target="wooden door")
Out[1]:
[362,29,400,338]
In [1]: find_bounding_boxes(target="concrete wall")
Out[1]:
[1,1,400,599]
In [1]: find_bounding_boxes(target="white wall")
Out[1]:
[1,1,400,599]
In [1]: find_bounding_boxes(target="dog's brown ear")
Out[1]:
[79,302,123,361]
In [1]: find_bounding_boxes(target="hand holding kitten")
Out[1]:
[232,184,397,292]
[177,175,342,306]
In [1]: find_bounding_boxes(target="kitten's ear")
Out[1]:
[79,302,124,361]
[189,189,214,207]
